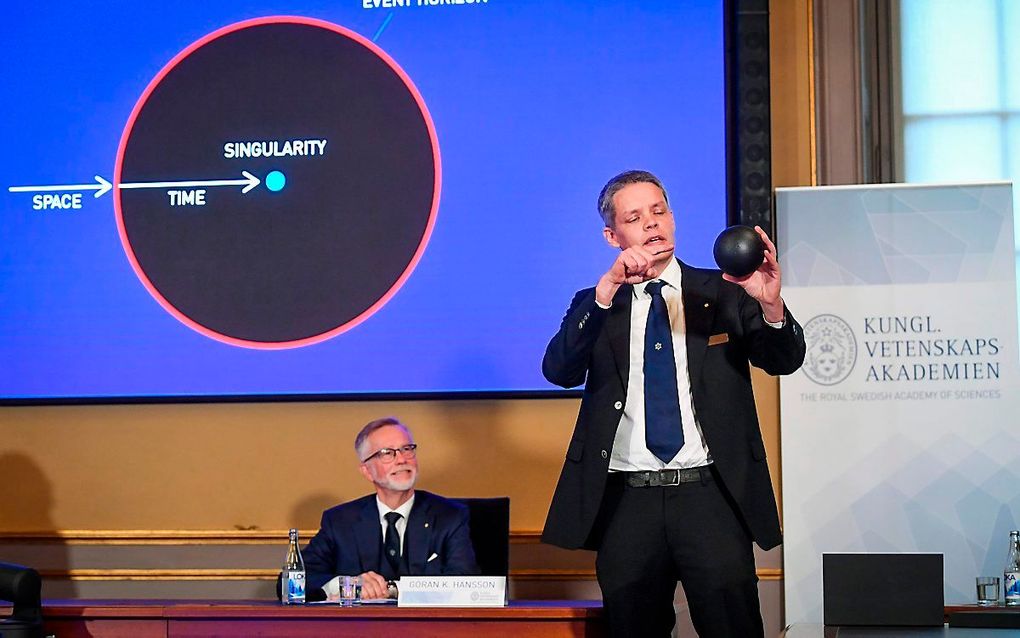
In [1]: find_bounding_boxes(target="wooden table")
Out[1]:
[783,626,1015,637]
[4,599,606,637]
[780,605,1020,636]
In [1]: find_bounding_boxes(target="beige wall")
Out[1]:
[0,399,581,532]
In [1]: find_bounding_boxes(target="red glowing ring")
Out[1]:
[113,16,441,349]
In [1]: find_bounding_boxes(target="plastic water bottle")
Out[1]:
[1005,530,1020,606]
[282,528,306,604]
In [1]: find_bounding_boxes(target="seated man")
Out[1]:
[303,417,480,600]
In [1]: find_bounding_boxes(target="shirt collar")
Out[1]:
[376,493,415,524]
[633,257,681,298]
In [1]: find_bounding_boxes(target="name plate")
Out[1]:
[397,576,507,607]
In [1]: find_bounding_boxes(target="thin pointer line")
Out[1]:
[373,12,394,41]
[119,171,260,194]
[9,184,102,193]
[119,179,248,189]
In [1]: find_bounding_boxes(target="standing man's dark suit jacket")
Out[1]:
[541,260,806,552]
[302,490,480,592]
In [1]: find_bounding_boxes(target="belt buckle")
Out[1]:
[662,469,680,486]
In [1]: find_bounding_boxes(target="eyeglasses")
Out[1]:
[362,443,417,464]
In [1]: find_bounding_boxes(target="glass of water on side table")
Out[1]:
[977,576,1000,605]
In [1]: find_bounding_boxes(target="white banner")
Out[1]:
[777,182,1020,624]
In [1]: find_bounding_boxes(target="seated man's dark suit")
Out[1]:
[303,490,480,592]
[542,260,806,636]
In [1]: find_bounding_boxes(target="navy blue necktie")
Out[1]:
[643,280,684,463]
[384,512,402,577]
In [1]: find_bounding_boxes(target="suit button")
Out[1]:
[614,401,623,409]
[601,450,608,459]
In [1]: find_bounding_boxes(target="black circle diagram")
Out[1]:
[115,17,440,348]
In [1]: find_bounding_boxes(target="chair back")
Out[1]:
[0,561,43,638]
[453,497,510,577]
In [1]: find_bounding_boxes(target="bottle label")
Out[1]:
[1005,571,1020,602]
[286,569,306,604]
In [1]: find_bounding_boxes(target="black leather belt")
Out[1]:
[622,466,711,487]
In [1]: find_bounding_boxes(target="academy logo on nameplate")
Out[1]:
[802,314,857,386]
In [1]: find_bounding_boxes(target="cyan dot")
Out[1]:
[265,170,286,192]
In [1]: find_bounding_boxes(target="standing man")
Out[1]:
[542,170,805,637]
[302,417,479,600]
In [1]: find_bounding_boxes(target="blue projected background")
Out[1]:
[1,1,728,400]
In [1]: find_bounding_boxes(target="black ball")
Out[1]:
[713,225,765,277]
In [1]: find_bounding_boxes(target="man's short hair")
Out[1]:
[597,170,669,228]
[354,416,411,460]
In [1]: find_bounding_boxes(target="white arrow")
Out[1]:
[119,171,260,194]
[8,175,113,198]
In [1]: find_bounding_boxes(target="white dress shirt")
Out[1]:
[608,259,712,471]
[376,493,415,554]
